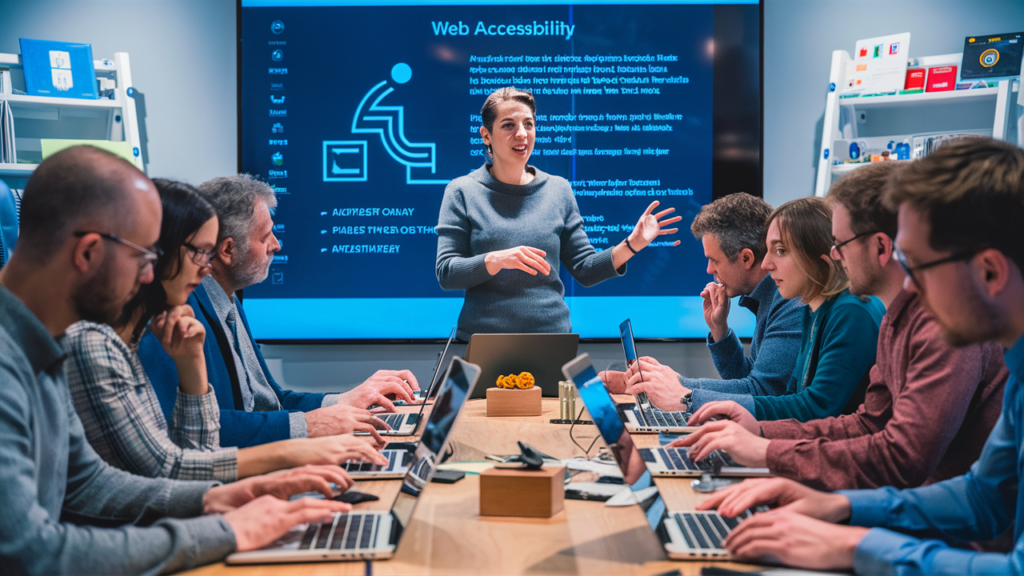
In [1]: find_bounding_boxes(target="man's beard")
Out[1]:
[226,243,273,290]
[73,258,139,325]
[936,288,1005,347]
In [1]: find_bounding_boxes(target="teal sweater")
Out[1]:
[714,289,884,422]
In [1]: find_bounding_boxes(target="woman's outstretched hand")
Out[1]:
[629,201,682,250]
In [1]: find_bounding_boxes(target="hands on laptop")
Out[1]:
[305,404,391,444]
[696,477,865,570]
[667,419,769,468]
[687,400,759,432]
[339,370,420,411]
[622,357,690,412]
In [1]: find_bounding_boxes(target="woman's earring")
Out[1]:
[486,144,493,158]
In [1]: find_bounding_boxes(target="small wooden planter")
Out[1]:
[486,386,542,417]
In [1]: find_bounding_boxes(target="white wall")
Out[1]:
[763,0,1024,208]
[0,0,237,186]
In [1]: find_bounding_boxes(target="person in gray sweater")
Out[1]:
[0,146,350,575]
[436,87,681,339]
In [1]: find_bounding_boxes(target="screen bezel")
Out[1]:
[236,0,764,344]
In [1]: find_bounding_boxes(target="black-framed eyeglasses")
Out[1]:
[893,244,979,288]
[183,242,216,267]
[73,231,163,268]
[831,230,880,258]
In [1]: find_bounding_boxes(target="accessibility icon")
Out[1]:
[324,63,449,185]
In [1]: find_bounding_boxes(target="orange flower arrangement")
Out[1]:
[496,372,535,389]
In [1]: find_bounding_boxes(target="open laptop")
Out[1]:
[378,326,457,436]
[561,353,767,559]
[226,356,481,564]
[618,319,697,434]
[465,333,579,399]
[342,354,479,479]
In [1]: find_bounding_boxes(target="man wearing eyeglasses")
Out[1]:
[685,138,1024,574]
[0,146,351,574]
[140,174,421,448]
[674,161,1007,504]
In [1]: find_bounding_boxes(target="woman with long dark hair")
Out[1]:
[66,178,387,481]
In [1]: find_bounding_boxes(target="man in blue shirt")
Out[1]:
[697,137,1024,574]
[601,192,804,411]
[140,174,421,447]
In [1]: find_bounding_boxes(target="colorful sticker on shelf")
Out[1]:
[19,38,98,99]
[844,32,911,96]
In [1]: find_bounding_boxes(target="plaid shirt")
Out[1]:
[64,321,238,481]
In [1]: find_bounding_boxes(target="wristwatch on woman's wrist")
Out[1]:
[681,391,692,412]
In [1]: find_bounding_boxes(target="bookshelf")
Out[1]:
[814,51,1021,197]
[0,51,142,180]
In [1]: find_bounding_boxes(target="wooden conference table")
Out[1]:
[181,397,766,576]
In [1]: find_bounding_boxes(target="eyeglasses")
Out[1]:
[73,231,163,269]
[831,230,880,258]
[183,242,216,267]
[893,244,978,289]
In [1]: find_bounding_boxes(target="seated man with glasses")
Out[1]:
[139,174,421,448]
[669,162,1007,509]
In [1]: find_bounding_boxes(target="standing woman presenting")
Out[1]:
[436,87,681,340]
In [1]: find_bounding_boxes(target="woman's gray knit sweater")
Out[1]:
[436,164,624,340]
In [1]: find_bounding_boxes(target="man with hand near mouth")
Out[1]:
[601,192,804,411]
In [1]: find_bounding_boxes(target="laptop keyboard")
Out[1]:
[342,450,407,473]
[298,513,382,551]
[637,405,692,428]
[642,447,716,472]
[672,510,752,550]
[378,413,406,429]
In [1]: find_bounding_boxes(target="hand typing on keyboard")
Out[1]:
[696,477,853,523]
[686,400,759,433]
[721,509,869,571]
[337,370,420,411]
[304,404,390,445]
[666,420,770,469]
[623,357,690,412]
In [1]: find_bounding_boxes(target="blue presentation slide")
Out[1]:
[240,0,758,340]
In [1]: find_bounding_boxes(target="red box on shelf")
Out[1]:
[904,68,926,90]
[926,66,957,92]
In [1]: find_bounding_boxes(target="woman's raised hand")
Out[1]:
[629,201,682,250]
[484,246,551,276]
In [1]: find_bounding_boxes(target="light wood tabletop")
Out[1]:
[179,398,766,576]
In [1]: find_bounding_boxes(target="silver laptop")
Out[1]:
[618,319,698,434]
[226,356,481,564]
[561,353,766,560]
[378,326,457,436]
[465,333,579,399]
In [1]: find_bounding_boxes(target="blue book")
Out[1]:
[19,38,98,99]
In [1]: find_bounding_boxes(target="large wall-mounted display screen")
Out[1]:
[239,0,761,340]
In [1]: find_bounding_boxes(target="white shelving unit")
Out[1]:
[814,51,1021,197]
[0,51,142,178]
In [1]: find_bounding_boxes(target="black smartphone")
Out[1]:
[430,469,465,484]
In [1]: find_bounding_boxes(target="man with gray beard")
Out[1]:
[140,175,420,448]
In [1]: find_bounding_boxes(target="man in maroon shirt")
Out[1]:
[677,161,1007,491]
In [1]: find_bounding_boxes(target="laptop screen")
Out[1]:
[563,353,668,539]
[390,357,480,534]
[619,318,644,379]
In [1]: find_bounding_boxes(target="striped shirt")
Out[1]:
[64,321,238,481]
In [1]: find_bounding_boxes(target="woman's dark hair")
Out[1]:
[116,178,216,339]
[480,86,536,137]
